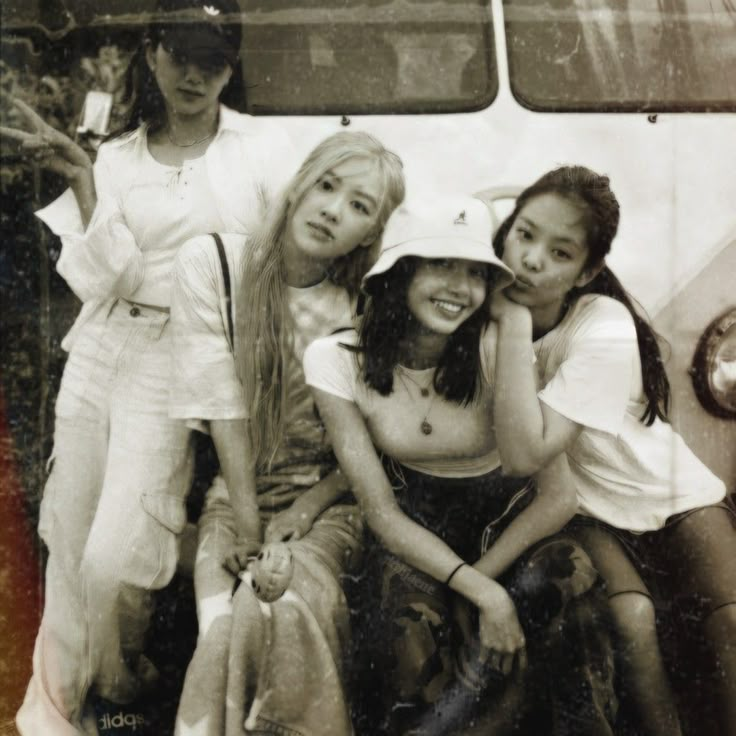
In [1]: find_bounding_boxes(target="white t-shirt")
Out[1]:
[171,232,356,509]
[303,330,501,478]
[535,294,726,531]
[170,232,355,421]
[36,106,294,349]
[170,232,355,470]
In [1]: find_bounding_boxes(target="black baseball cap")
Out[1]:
[150,0,242,65]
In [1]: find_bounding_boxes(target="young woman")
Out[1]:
[490,166,736,736]
[169,130,405,736]
[304,195,618,735]
[5,1,294,733]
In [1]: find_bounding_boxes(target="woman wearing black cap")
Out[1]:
[4,2,296,733]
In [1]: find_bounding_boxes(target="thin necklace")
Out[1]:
[397,367,437,435]
[166,127,216,147]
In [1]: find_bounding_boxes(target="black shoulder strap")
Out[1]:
[212,233,234,348]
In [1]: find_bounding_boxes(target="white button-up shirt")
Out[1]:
[36,105,295,349]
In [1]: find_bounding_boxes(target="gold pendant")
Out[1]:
[421,420,433,435]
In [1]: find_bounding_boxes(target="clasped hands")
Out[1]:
[222,501,317,576]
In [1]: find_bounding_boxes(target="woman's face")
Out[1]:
[146,40,233,119]
[286,156,383,263]
[406,258,489,336]
[501,193,592,318]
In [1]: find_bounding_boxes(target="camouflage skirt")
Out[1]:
[357,463,618,736]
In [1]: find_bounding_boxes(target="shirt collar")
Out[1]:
[107,104,250,149]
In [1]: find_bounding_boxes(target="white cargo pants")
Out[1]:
[17,300,193,735]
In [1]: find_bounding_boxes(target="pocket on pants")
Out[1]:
[140,492,187,534]
[131,493,187,589]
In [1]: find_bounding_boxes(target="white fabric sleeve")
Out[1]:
[303,334,358,402]
[36,143,144,302]
[230,120,300,233]
[263,124,298,205]
[169,237,247,421]
[537,299,637,435]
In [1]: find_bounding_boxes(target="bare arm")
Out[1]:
[474,454,578,580]
[210,418,261,544]
[264,466,350,543]
[314,389,480,584]
[492,293,583,475]
[312,387,526,659]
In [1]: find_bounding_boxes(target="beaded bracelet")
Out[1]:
[445,562,467,586]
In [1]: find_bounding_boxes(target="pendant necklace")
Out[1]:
[397,367,437,435]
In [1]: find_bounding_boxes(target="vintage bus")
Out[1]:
[1,0,735,732]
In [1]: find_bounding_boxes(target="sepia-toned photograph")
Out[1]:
[1,1,735,734]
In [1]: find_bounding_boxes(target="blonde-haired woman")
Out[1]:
[170,130,405,736]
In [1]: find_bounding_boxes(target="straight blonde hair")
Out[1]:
[236,131,405,469]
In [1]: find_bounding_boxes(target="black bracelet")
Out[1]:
[445,562,467,586]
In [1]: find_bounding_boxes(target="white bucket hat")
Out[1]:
[363,194,515,290]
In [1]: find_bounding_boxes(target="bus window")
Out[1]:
[240,0,496,114]
[1,0,497,116]
[504,0,736,111]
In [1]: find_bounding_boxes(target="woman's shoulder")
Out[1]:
[216,107,296,195]
[303,329,360,393]
[97,127,142,157]
[175,233,248,282]
[572,293,636,333]
[305,329,359,365]
[310,328,359,351]
[219,105,292,144]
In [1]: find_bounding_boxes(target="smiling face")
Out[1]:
[406,258,489,338]
[285,156,384,267]
[146,39,233,119]
[501,192,597,328]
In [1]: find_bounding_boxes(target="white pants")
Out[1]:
[17,300,193,735]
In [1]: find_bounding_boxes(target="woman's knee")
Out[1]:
[80,535,120,590]
[81,521,176,593]
[608,592,659,644]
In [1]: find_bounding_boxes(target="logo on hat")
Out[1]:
[203,4,221,15]
[453,210,467,225]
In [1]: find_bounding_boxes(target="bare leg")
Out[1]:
[659,507,736,736]
[608,592,682,736]
[703,604,736,736]
[569,524,682,736]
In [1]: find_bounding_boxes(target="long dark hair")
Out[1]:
[493,165,670,425]
[355,257,493,405]
[111,0,245,138]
